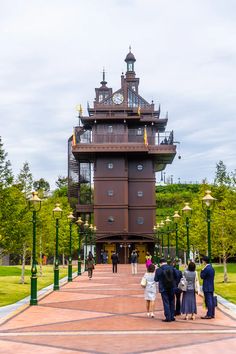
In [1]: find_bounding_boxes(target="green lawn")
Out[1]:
[193,263,236,305]
[214,263,236,304]
[0,265,77,307]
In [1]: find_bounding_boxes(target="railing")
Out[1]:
[75,131,174,146]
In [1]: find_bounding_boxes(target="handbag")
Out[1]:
[140,276,147,288]
[178,276,187,292]
[213,295,218,307]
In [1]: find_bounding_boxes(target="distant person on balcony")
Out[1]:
[131,250,138,275]
[111,251,119,273]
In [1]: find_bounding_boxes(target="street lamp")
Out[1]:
[89,224,94,253]
[165,216,171,263]
[93,226,97,264]
[160,220,165,257]
[28,191,41,305]
[84,220,89,271]
[67,212,75,282]
[202,190,216,263]
[53,203,63,290]
[173,211,181,269]
[76,216,83,275]
[182,202,192,264]
[153,223,161,266]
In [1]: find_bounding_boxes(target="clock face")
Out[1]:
[112,93,124,104]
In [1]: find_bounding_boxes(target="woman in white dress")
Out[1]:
[143,264,158,318]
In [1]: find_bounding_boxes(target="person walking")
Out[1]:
[200,256,215,319]
[181,261,199,320]
[145,252,152,269]
[154,258,177,322]
[172,260,182,316]
[86,253,95,279]
[130,250,138,275]
[111,251,119,273]
[142,264,158,318]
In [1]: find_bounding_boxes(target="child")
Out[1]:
[142,263,158,318]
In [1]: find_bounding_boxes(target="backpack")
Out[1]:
[162,267,175,290]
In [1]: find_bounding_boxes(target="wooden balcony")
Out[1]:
[72,131,176,165]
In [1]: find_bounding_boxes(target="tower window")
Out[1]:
[137,191,143,197]
[137,217,144,225]
[128,63,133,71]
[107,162,114,169]
[107,190,114,196]
[137,164,143,171]
[108,216,114,223]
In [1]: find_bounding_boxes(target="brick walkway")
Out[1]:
[0,264,236,353]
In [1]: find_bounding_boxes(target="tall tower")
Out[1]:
[68,49,176,263]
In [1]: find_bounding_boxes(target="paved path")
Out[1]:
[0,264,236,353]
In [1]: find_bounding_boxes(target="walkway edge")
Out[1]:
[0,272,78,324]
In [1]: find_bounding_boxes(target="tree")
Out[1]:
[33,178,50,197]
[16,162,33,199]
[214,161,230,186]
[54,176,68,197]
[0,136,13,188]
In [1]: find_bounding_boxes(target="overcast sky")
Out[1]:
[1,0,236,189]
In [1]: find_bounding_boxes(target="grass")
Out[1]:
[0,265,77,307]
[214,263,236,304]
[192,263,236,305]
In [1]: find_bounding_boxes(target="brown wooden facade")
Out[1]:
[68,50,176,263]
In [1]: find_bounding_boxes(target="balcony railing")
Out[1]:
[75,131,174,146]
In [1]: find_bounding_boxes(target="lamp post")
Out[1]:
[173,211,181,269]
[28,191,41,305]
[93,226,97,264]
[165,216,171,263]
[67,212,75,282]
[89,224,94,253]
[160,220,165,257]
[53,203,63,291]
[76,217,83,275]
[84,220,89,271]
[202,190,216,264]
[153,223,161,266]
[182,202,192,264]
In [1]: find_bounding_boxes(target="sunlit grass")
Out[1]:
[0,265,77,307]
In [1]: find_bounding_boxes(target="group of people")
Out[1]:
[142,255,215,321]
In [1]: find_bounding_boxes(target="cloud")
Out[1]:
[0,0,235,188]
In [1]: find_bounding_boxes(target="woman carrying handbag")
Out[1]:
[181,261,199,320]
[141,264,158,318]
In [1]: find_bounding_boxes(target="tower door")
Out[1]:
[135,244,147,263]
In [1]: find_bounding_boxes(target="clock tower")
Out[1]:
[68,49,176,263]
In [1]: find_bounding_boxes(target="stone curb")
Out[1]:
[0,271,79,323]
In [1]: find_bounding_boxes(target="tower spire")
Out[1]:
[100,67,107,86]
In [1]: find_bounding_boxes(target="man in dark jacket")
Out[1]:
[154,258,178,322]
[200,256,215,319]
[172,260,182,316]
[111,251,119,273]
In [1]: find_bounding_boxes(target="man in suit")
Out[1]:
[172,260,182,316]
[154,258,178,322]
[111,251,119,273]
[200,256,215,319]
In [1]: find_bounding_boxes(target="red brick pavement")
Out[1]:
[0,264,236,353]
